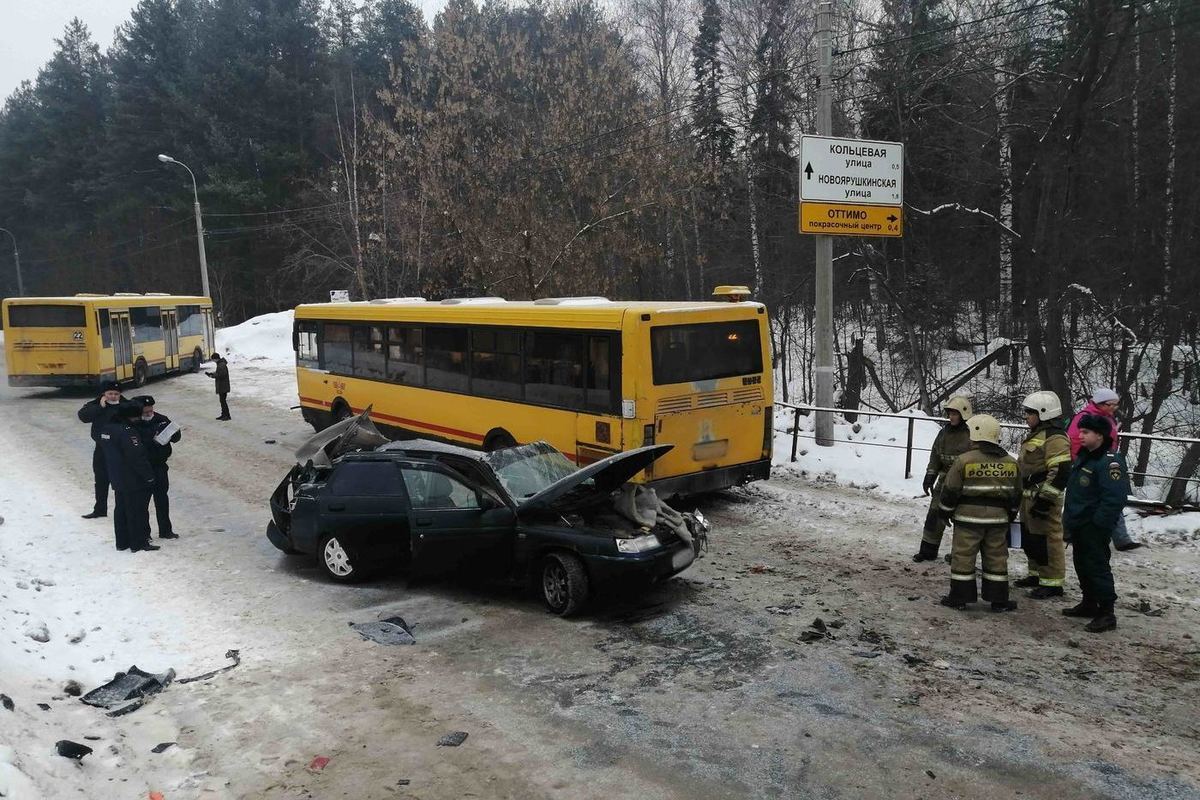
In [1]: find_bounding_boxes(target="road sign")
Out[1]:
[800,202,903,237]
[329,289,350,302]
[800,135,903,206]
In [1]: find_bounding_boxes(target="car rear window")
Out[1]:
[650,320,762,385]
[7,304,87,328]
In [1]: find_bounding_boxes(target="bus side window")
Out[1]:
[425,327,469,392]
[525,331,583,409]
[585,334,616,413]
[98,309,111,348]
[386,326,423,386]
[323,324,353,374]
[296,322,319,368]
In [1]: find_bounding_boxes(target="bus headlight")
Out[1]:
[615,533,661,553]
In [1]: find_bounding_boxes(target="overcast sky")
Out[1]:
[1,0,448,102]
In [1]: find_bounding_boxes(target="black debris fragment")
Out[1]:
[151,742,177,753]
[83,736,101,741]
[397,779,412,786]
[902,654,927,667]
[437,731,469,747]
[81,666,176,716]
[926,770,937,779]
[810,618,827,633]
[62,680,82,697]
[264,439,277,444]
[852,651,881,659]
[37,703,51,711]
[351,617,416,646]
[0,693,13,711]
[799,631,827,643]
[178,650,241,684]
[55,740,93,760]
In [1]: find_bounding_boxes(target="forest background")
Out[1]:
[0,0,1197,497]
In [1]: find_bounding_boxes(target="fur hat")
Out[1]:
[1077,413,1111,436]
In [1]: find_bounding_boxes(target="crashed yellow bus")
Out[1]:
[292,290,773,495]
[3,293,215,389]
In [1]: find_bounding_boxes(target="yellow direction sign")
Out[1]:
[800,202,903,237]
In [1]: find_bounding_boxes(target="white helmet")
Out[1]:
[1022,390,1062,421]
[945,396,973,420]
[968,414,1002,445]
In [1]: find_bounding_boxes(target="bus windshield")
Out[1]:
[8,305,87,328]
[651,320,762,385]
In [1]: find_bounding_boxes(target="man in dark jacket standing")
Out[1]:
[1062,414,1130,633]
[206,352,231,420]
[133,395,181,539]
[99,401,159,552]
[77,381,124,518]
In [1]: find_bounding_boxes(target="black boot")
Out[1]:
[912,540,939,563]
[1115,542,1144,552]
[990,600,1018,613]
[1085,610,1117,633]
[939,595,969,610]
[1013,576,1039,588]
[82,510,107,519]
[159,532,180,540]
[1062,600,1099,618]
[131,542,161,552]
[1028,586,1064,599]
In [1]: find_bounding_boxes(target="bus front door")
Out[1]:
[111,313,134,382]
[201,307,215,356]
[161,310,179,372]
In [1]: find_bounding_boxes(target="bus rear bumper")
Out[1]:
[7,374,98,388]
[648,458,771,497]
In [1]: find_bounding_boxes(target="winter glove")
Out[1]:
[922,473,936,495]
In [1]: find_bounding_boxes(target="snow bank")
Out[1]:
[771,405,938,498]
[212,310,298,410]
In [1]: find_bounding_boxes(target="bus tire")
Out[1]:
[191,348,203,373]
[133,360,148,388]
[483,429,517,452]
[331,399,353,423]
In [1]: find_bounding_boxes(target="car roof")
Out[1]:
[376,438,485,460]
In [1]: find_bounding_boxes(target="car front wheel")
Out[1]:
[318,533,365,583]
[541,552,589,616]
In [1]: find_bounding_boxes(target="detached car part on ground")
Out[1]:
[267,411,709,616]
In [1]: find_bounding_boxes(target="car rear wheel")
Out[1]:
[541,552,589,616]
[318,533,365,583]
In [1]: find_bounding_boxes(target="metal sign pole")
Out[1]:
[814,0,835,446]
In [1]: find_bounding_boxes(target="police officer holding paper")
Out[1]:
[99,401,159,553]
[132,395,181,539]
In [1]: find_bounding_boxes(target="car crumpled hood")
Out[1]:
[516,444,673,514]
[293,407,389,468]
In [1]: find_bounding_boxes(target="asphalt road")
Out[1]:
[2,360,1198,800]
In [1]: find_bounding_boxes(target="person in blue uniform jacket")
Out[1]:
[77,381,124,518]
[99,401,159,553]
[1062,413,1131,633]
[132,395,181,539]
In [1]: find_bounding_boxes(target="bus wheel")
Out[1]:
[331,400,353,423]
[191,348,203,373]
[483,429,517,452]
[133,360,148,388]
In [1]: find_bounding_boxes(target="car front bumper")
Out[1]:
[583,541,697,585]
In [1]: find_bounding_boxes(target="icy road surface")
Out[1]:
[1,356,1199,799]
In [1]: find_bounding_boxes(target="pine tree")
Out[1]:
[691,0,733,174]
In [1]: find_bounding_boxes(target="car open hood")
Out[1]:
[293,407,389,468]
[516,444,673,514]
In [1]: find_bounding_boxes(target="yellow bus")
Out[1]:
[3,293,215,389]
[292,294,772,495]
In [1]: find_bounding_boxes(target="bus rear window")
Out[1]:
[651,321,763,385]
[8,305,87,328]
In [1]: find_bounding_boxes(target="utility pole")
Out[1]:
[814,0,835,445]
[157,154,211,299]
[0,227,22,296]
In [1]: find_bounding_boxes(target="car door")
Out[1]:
[321,460,412,561]
[401,464,516,578]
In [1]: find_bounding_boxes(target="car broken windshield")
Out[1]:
[482,441,587,499]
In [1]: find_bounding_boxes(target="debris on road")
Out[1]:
[62,680,83,697]
[926,769,937,779]
[437,731,469,747]
[37,703,50,711]
[55,740,93,760]
[81,666,176,716]
[1,693,13,711]
[308,755,331,772]
[151,742,177,753]
[24,621,50,643]
[1133,599,1166,617]
[351,617,416,646]
[852,651,881,658]
[178,650,241,684]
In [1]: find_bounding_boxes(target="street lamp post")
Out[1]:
[0,227,22,296]
[157,154,210,299]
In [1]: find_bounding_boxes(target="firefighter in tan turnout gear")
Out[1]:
[937,414,1023,612]
[1016,391,1073,599]
[913,396,974,562]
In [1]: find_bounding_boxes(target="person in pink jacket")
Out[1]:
[1066,388,1143,551]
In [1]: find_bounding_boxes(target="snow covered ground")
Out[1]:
[213,310,297,411]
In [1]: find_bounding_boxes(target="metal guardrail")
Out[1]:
[776,401,1200,495]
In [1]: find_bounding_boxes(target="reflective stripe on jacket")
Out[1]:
[1018,421,1071,502]
[940,443,1022,526]
[925,422,973,478]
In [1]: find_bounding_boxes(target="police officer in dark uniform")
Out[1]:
[99,401,159,552]
[132,395,181,539]
[1062,413,1130,633]
[78,381,124,518]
